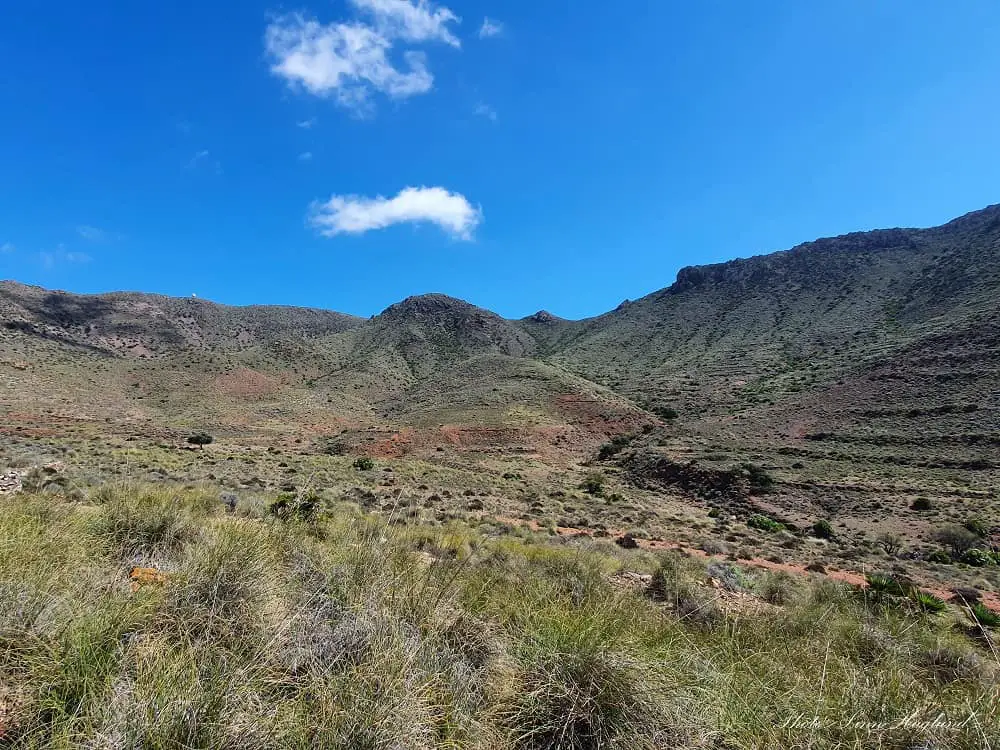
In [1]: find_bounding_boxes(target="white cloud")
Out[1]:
[478,17,503,38]
[310,186,481,240]
[0,242,14,254]
[474,102,497,121]
[297,117,317,128]
[350,0,460,47]
[298,151,314,161]
[265,1,459,111]
[266,15,431,108]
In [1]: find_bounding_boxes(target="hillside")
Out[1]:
[2,205,999,606]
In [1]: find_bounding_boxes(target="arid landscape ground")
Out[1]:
[1,205,999,747]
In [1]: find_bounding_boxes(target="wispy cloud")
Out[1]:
[474,102,497,121]
[297,117,317,129]
[0,242,14,254]
[76,225,122,243]
[478,17,503,38]
[310,186,481,240]
[298,151,314,161]
[350,0,460,47]
[39,246,92,269]
[186,149,222,173]
[265,0,460,112]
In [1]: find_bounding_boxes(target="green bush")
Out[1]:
[910,497,932,511]
[961,548,993,567]
[353,457,375,471]
[747,514,784,533]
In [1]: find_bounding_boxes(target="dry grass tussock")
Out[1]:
[0,483,996,748]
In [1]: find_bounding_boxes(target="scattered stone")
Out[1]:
[221,492,238,513]
[0,471,22,495]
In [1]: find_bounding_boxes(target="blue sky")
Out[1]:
[1,1,998,320]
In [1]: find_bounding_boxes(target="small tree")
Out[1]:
[353,457,374,471]
[187,432,214,450]
[876,532,903,556]
[933,525,978,557]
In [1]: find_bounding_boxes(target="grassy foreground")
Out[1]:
[0,484,996,749]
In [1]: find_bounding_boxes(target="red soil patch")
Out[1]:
[213,369,282,399]
[554,394,655,435]
[367,429,415,458]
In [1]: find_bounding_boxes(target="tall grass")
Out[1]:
[0,483,996,748]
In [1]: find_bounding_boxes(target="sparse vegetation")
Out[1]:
[0,482,996,748]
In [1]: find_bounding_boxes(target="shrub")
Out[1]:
[597,435,631,460]
[811,519,834,540]
[926,549,952,564]
[757,571,797,605]
[910,497,932,511]
[505,615,672,749]
[961,548,993,567]
[920,645,987,684]
[747,514,783,533]
[740,463,774,492]
[90,485,201,557]
[581,471,606,496]
[268,489,321,523]
[353,457,375,471]
[651,405,678,421]
[963,517,990,537]
[320,439,349,456]
[933,526,979,557]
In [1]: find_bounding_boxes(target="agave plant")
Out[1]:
[911,591,946,614]
[969,602,1000,628]
[865,573,909,599]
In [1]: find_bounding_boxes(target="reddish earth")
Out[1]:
[213,368,283,399]
[492,516,1000,610]
[554,393,656,436]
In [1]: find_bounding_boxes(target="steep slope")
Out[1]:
[542,204,1000,419]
